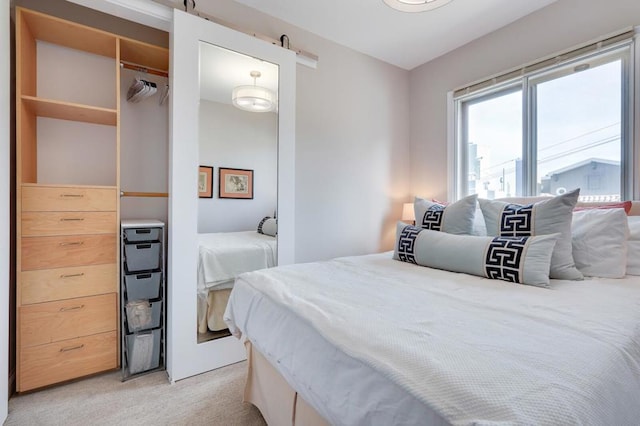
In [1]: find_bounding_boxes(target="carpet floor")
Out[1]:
[5,361,266,426]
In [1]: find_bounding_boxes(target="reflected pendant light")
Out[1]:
[383,0,453,12]
[232,70,276,112]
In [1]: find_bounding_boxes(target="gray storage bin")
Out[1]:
[123,227,161,243]
[125,300,162,333]
[124,272,161,301]
[126,329,161,375]
[124,242,161,272]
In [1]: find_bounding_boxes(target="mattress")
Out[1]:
[225,252,640,425]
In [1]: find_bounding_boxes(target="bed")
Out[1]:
[224,199,640,425]
[197,231,276,333]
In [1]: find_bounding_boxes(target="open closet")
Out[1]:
[15,7,169,392]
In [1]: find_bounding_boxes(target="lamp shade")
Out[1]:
[232,85,276,112]
[402,203,415,222]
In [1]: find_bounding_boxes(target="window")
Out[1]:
[452,36,635,202]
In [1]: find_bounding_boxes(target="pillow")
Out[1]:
[571,208,628,278]
[478,188,583,280]
[414,194,478,235]
[574,201,632,214]
[257,216,277,237]
[626,216,640,275]
[393,222,559,288]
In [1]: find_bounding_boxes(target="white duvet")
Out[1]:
[226,253,640,425]
[197,231,276,294]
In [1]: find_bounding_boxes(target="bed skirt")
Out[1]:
[244,340,329,426]
[197,288,232,333]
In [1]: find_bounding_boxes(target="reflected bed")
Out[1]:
[197,231,276,333]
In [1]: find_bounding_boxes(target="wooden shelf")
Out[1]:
[120,38,169,73]
[22,96,117,126]
[20,8,117,59]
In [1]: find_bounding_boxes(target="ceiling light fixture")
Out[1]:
[383,0,453,13]
[232,70,276,112]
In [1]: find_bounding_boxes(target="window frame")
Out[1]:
[449,38,636,201]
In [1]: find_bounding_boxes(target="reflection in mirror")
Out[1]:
[196,42,279,343]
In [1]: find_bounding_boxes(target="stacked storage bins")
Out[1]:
[121,220,165,379]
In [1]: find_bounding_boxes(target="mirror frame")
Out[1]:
[168,9,296,382]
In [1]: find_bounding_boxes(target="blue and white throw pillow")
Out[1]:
[478,189,583,280]
[257,216,277,237]
[413,194,478,235]
[393,222,559,288]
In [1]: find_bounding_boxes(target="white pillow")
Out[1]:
[257,216,277,237]
[414,194,478,235]
[626,216,640,275]
[571,208,628,278]
[393,222,559,288]
[479,189,583,280]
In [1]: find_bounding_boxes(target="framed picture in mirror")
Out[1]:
[198,166,213,198]
[219,167,254,199]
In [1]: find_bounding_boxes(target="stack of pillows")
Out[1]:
[394,188,638,288]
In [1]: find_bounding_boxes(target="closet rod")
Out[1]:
[120,191,169,198]
[120,61,169,78]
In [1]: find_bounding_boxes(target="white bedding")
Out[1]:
[197,231,276,295]
[225,252,640,425]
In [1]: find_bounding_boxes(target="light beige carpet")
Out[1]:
[5,361,266,426]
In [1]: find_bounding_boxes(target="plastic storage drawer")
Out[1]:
[126,329,161,374]
[123,228,161,243]
[125,300,162,333]
[124,272,161,301]
[124,242,161,272]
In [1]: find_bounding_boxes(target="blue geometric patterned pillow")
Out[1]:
[413,194,478,235]
[393,222,559,288]
[478,189,582,280]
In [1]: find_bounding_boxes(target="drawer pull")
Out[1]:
[60,218,85,222]
[59,241,84,247]
[136,244,152,249]
[59,194,84,198]
[60,344,84,352]
[60,273,85,279]
[136,230,151,234]
[59,305,84,312]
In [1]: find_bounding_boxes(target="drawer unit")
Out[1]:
[22,211,117,236]
[124,272,161,301]
[21,264,116,305]
[123,227,161,243]
[19,331,118,391]
[21,234,116,271]
[20,293,117,347]
[121,220,165,380]
[125,300,162,333]
[21,185,117,212]
[124,242,161,272]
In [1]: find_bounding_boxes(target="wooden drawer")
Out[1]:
[21,264,117,305]
[20,293,117,347]
[19,331,117,392]
[21,234,116,271]
[22,185,117,212]
[22,211,117,237]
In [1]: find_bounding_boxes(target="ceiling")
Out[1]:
[199,41,278,107]
[231,0,558,70]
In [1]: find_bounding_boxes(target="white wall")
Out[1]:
[194,0,412,262]
[198,100,277,233]
[409,0,640,201]
[1,0,10,419]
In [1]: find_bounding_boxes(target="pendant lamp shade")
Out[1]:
[232,71,276,112]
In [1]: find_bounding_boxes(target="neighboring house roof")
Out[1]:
[544,158,620,177]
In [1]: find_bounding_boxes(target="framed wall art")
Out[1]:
[198,166,213,198]
[219,167,253,199]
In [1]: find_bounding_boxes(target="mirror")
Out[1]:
[196,42,279,343]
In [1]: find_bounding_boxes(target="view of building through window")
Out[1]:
[464,59,622,201]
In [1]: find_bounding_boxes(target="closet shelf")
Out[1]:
[21,96,117,126]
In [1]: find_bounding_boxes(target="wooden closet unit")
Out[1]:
[15,8,169,392]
